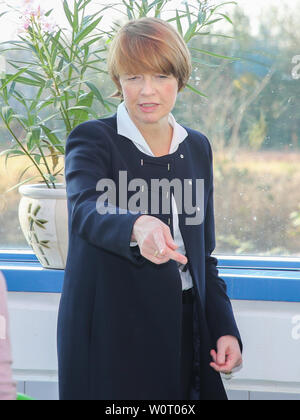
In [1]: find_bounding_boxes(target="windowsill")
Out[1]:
[1,250,300,301]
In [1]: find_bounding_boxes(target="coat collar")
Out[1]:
[116,101,188,156]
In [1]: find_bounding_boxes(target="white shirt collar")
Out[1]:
[116,101,188,156]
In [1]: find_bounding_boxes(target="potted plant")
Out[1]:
[0,0,116,268]
[0,0,237,269]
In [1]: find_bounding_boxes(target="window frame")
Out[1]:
[1,250,300,301]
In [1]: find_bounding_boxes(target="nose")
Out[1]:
[141,76,156,95]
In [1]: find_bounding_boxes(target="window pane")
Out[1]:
[175,0,300,257]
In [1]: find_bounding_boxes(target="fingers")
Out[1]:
[209,349,241,374]
[151,229,187,265]
[151,245,187,265]
[210,348,228,371]
[168,248,188,265]
[136,217,188,265]
[152,230,168,257]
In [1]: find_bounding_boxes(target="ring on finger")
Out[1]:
[224,371,233,380]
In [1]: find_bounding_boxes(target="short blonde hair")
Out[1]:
[107,17,192,100]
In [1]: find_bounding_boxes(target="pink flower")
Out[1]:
[24,20,30,30]
[18,1,57,34]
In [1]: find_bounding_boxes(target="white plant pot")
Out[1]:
[18,183,68,270]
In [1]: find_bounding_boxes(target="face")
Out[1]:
[119,71,179,132]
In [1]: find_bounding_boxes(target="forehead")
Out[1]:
[117,56,174,79]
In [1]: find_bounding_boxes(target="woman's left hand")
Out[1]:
[209,335,242,374]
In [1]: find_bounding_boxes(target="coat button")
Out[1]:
[180,154,184,158]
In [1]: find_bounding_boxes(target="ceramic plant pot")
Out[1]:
[18,183,68,269]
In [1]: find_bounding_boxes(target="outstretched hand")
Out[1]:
[132,215,188,266]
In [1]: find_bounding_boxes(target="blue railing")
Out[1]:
[1,250,300,302]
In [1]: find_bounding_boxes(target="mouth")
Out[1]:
[139,103,159,105]
[139,103,160,112]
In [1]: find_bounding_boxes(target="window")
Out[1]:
[0,0,299,259]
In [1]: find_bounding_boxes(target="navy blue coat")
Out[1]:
[57,113,242,400]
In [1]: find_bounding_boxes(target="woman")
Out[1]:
[57,17,243,400]
[0,271,16,400]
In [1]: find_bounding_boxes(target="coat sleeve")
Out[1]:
[65,121,145,266]
[203,137,243,353]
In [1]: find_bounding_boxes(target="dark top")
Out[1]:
[57,113,242,400]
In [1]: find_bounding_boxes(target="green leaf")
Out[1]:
[0,67,30,89]
[85,81,112,112]
[184,21,198,43]
[37,219,49,224]
[73,0,79,33]
[185,83,208,98]
[175,10,183,36]
[18,164,37,184]
[82,36,103,50]
[47,32,69,61]
[68,105,98,116]
[5,176,39,194]
[206,33,235,39]
[45,9,54,17]
[34,155,42,165]
[29,86,44,113]
[85,81,105,104]
[217,13,234,25]
[68,102,98,125]
[191,57,220,68]
[63,0,73,27]
[14,76,45,87]
[33,205,41,217]
[40,125,65,154]
[210,1,237,13]
[124,0,134,20]
[0,148,25,158]
[1,106,14,124]
[68,91,94,125]
[198,10,207,25]
[74,17,102,45]
[35,221,46,229]
[78,0,92,12]
[190,47,240,61]
[203,18,223,26]
[185,2,192,26]
[26,127,41,151]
